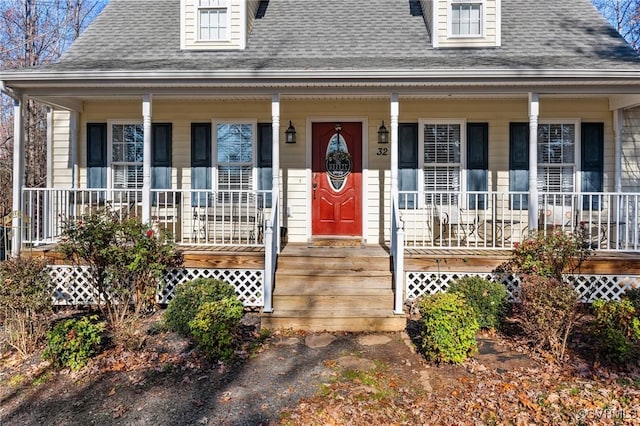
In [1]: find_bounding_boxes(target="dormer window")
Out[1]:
[198,0,229,41]
[450,0,482,37]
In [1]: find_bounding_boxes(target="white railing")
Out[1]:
[263,192,280,313]
[391,198,405,314]
[398,190,640,252]
[21,188,270,247]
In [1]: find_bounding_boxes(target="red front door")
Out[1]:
[311,122,362,236]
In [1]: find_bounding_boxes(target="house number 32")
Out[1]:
[377,147,389,156]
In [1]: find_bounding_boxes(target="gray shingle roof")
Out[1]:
[34,0,640,73]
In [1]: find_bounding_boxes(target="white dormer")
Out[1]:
[423,0,501,48]
[181,0,261,50]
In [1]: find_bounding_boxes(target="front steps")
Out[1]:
[261,244,406,332]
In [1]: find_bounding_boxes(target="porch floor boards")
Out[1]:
[404,248,640,275]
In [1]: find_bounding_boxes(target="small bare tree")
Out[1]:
[593,0,640,51]
[0,0,107,215]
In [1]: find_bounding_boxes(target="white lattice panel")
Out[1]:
[50,265,98,305]
[159,268,263,306]
[406,271,639,303]
[47,266,264,307]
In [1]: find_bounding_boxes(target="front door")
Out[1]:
[311,122,362,236]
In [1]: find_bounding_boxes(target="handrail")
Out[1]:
[391,198,405,315]
[263,192,279,313]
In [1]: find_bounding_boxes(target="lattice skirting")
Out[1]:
[48,265,264,307]
[405,271,640,302]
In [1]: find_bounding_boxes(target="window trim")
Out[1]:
[211,119,258,192]
[418,119,468,208]
[106,120,143,191]
[536,119,582,197]
[448,0,485,39]
[196,0,230,42]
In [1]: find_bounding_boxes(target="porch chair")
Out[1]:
[434,205,477,246]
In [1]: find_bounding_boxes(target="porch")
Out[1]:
[14,187,640,329]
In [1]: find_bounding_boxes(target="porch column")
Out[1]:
[528,93,539,232]
[390,93,399,206]
[69,110,79,188]
[11,98,25,256]
[271,94,280,253]
[142,94,152,224]
[613,108,623,192]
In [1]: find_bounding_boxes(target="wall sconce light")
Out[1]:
[378,120,389,144]
[285,120,297,144]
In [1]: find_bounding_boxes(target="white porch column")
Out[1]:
[271,94,281,253]
[46,108,54,188]
[528,93,539,232]
[11,98,25,256]
[390,93,399,206]
[142,94,152,224]
[69,110,79,188]
[613,108,623,193]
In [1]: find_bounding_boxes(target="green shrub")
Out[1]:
[515,275,581,362]
[164,278,237,336]
[188,298,244,361]
[500,229,591,281]
[591,299,640,364]
[621,288,640,314]
[418,292,479,364]
[58,208,183,341]
[43,315,106,370]
[447,276,508,329]
[0,257,53,357]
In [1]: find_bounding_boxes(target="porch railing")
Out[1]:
[397,190,640,252]
[21,188,270,247]
[391,197,405,314]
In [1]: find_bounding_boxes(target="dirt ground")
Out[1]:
[1,311,639,425]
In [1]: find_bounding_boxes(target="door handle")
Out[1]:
[312,173,318,199]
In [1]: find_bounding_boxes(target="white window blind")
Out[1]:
[111,123,144,190]
[216,123,254,202]
[423,123,461,205]
[537,123,576,205]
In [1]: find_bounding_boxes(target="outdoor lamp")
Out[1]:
[285,121,297,143]
[378,121,389,144]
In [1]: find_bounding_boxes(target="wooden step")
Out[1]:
[274,274,392,290]
[277,256,391,272]
[273,294,393,311]
[264,243,402,332]
[261,311,406,332]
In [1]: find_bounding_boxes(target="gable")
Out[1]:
[427,0,501,48]
[181,0,261,50]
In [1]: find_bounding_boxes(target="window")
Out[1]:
[198,0,229,41]
[215,122,255,202]
[450,1,482,37]
[110,123,144,190]
[421,122,463,205]
[537,123,576,204]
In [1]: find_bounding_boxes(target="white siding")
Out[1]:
[52,110,72,188]
[622,106,640,192]
[65,97,614,244]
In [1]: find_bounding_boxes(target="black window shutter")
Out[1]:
[87,123,107,189]
[509,123,529,210]
[581,122,604,210]
[467,122,488,209]
[257,123,272,208]
[398,123,418,208]
[191,123,212,206]
[151,123,172,196]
